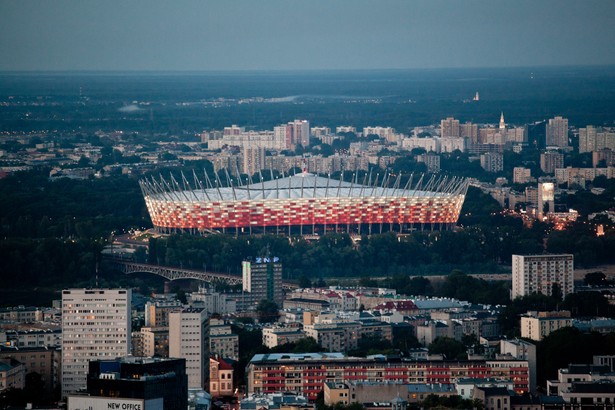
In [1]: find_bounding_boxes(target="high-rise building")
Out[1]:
[511,254,574,300]
[242,257,283,308]
[540,151,564,174]
[579,125,598,154]
[546,116,569,148]
[480,152,504,173]
[169,308,208,389]
[289,120,310,148]
[61,288,131,398]
[461,122,479,143]
[440,117,460,138]
[243,147,266,176]
[537,182,555,219]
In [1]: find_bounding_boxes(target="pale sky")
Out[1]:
[1,0,614,71]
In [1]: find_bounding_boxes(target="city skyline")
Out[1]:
[1,0,615,72]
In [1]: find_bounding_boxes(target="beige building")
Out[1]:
[209,321,239,361]
[262,326,307,349]
[61,288,131,398]
[209,356,234,398]
[511,254,574,299]
[169,308,208,388]
[520,311,572,341]
[0,358,25,392]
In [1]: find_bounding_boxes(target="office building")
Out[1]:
[61,288,131,398]
[242,258,283,308]
[169,308,207,389]
[69,357,187,410]
[511,254,574,299]
[546,116,569,147]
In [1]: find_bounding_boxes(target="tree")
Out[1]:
[428,337,467,360]
[256,299,280,323]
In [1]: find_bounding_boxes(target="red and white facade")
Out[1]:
[140,172,468,235]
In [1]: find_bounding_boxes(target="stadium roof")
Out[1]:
[141,172,468,202]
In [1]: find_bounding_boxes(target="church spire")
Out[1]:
[499,112,506,129]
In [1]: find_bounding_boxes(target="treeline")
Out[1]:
[0,168,149,239]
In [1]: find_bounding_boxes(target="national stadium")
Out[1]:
[140,171,469,235]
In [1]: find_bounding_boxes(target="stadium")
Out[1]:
[140,171,469,235]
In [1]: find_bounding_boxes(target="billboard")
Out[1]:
[68,396,163,410]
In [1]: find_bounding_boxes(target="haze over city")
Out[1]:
[2,0,615,71]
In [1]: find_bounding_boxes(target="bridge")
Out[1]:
[106,259,298,289]
[107,259,244,285]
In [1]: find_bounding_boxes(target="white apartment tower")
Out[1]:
[169,308,208,389]
[511,254,574,300]
[61,288,131,398]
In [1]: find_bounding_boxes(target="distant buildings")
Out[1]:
[440,117,461,138]
[511,254,574,300]
[61,288,131,397]
[540,151,564,174]
[480,152,504,173]
[546,116,569,148]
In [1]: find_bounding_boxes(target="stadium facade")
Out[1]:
[140,171,469,235]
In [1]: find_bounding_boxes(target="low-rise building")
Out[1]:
[209,356,234,398]
[262,326,307,348]
[520,311,572,342]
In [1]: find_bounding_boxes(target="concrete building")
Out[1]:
[61,288,131,397]
[520,311,573,341]
[144,299,182,328]
[169,308,207,389]
[0,358,26,392]
[247,353,530,401]
[243,146,266,177]
[242,257,283,308]
[546,116,569,148]
[540,151,564,174]
[480,152,504,173]
[0,346,60,394]
[513,167,532,184]
[262,326,307,348]
[208,319,239,361]
[500,339,537,393]
[417,154,441,173]
[440,117,460,138]
[511,254,574,299]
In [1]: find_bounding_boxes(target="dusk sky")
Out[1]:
[1,0,615,71]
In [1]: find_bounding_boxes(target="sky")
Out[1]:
[1,0,615,71]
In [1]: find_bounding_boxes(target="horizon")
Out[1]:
[2,0,615,72]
